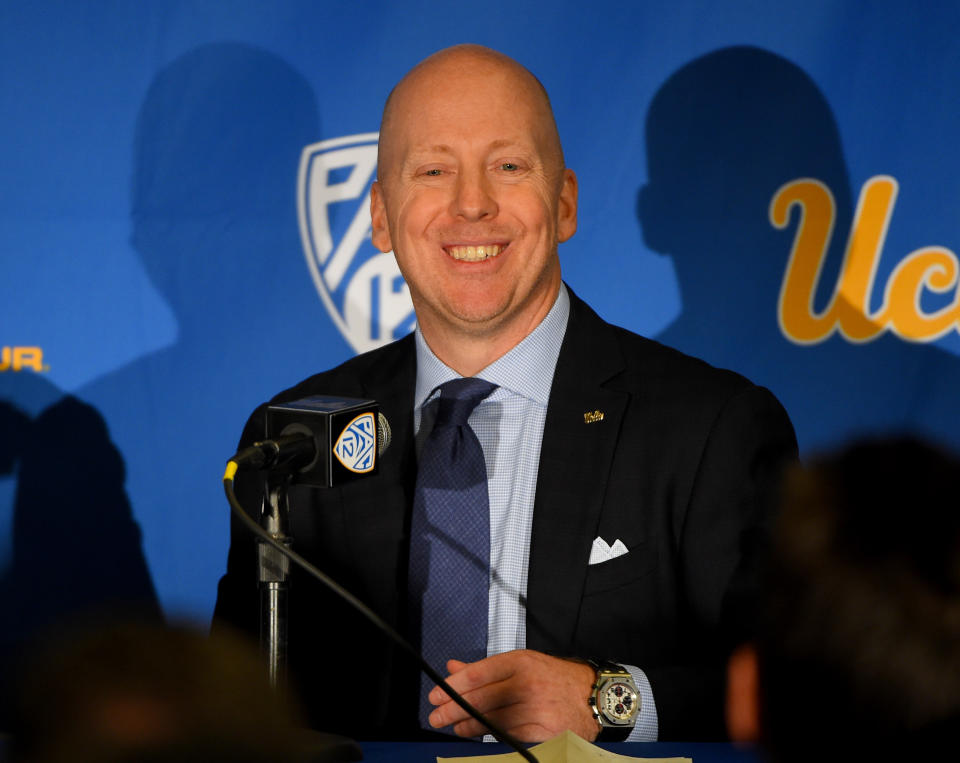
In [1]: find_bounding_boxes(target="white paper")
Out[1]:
[438,729,693,763]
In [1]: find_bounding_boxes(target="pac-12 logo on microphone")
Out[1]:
[333,412,377,473]
[298,133,415,354]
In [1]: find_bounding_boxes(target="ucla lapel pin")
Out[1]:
[583,410,605,424]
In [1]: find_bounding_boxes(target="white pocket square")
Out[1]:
[588,537,629,565]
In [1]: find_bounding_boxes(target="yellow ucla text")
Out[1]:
[0,346,47,373]
[770,175,960,344]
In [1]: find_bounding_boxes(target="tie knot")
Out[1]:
[433,377,498,427]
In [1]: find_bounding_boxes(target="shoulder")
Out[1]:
[562,289,795,449]
[565,289,761,402]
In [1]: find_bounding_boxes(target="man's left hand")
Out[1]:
[426,649,599,742]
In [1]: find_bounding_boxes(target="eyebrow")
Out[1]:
[406,139,530,161]
[415,144,455,156]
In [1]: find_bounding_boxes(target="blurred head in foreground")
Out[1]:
[727,437,960,760]
[12,622,307,762]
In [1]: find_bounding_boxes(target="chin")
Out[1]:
[442,292,512,326]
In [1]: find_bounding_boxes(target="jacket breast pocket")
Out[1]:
[582,542,658,597]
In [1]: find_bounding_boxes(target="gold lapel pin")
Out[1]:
[583,410,605,424]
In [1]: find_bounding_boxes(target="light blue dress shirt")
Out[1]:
[413,284,658,741]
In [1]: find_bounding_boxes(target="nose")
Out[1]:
[449,167,498,221]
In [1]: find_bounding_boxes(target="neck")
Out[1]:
[419,285,561,377]
[420,328,523,377]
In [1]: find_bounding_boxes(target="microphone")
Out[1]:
[232,396,391,486]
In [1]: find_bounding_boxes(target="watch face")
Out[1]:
[600,679,638,724]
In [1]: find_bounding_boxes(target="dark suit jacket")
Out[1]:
[214,289,797,741]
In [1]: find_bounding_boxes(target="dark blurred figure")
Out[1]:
[10,621,359,762]
[726,438,960,761]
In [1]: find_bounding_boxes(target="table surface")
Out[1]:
[359,741,762,762]
[0,735,763,762]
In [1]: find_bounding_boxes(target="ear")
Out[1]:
[556,168,578,243]
[726,643,761,743]
[370,181,393,253]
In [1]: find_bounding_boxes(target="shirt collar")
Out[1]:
[414,283,570,410]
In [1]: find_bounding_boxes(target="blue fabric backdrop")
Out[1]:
[2,1,959,636]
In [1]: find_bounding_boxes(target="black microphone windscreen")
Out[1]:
[266,396,386,487]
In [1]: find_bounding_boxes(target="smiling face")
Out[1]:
[371,47,577,365]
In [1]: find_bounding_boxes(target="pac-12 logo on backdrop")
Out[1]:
[298,133,415,354]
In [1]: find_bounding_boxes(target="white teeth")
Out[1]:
[447,244,504,261]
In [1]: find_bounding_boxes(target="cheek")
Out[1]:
[503,185,555,227]
[391,212,435,281]
[395,195,445,243]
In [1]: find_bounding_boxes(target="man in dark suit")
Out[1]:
[214,44,796,743]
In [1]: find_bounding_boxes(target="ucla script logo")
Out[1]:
[772,176,960,344]
[298,133,415,353]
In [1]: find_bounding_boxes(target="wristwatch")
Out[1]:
[587,659,639,741]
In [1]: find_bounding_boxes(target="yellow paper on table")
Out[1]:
[437,729,692,763]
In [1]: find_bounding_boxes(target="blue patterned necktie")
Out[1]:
[408,377,498,728]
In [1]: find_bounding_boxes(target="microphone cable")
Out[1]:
[223,461,539,763]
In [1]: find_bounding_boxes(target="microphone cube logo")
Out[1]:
[333,412,377,473]
[298,133,415,353]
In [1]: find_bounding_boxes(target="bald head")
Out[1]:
[377,44,565,181]
[367,43,577,373]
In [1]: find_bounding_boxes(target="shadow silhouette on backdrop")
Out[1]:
[78,42,322,622]
[639,46,960,454]
[0,372,161,730]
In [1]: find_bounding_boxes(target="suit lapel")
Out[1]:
[342,336,417,628]
[527,292,628,654]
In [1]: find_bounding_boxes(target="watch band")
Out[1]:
[587,659,639,742]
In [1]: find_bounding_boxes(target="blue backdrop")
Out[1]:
[2,1,959,639]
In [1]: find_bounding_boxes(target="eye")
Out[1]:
[423,168,443,176]
[500,162,519,171]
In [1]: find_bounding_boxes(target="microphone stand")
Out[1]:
[258,471,292,689]
[224,462,538,762]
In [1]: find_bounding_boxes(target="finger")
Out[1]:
[427,662,482,705]
[428,676,519,728]
[446,699,523,738]
[429,653,518,705]
[450,716,493,739]
[451,709,550,743]
[429,658,470,703]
